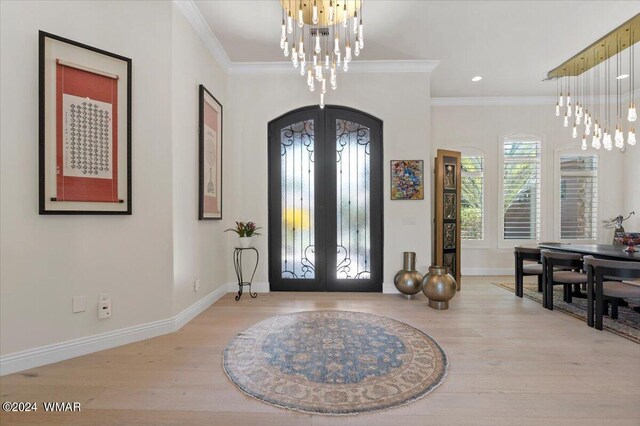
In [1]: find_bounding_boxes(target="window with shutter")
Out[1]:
[461,156,484,240]
[502,139,541,240]
[559,154,598,240]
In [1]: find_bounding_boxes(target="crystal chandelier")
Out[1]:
[279,0,364,108]
[549,15,638,152]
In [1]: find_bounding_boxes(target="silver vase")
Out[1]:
[394,252,423,297]
[421,265,457,310]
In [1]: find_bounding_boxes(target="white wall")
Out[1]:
[0,1,231,363]
[227,72,432,291]
[171,4,229,315]
[622,144,640,230]
[432,103,628,273]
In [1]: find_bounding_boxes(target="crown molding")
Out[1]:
[228,60,440,75]
[175,1,438,75]
[174,0,231,70]
[431,96,557,106]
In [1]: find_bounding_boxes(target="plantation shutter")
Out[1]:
[560,154,598,240]
[461,156,484,240]
[503,139,541,240]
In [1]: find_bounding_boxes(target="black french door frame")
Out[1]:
[268,105,383,292]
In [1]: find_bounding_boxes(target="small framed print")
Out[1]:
[444,193,456,219]
[39,31,132,214]
[199,84,222,220]
[390,160,424,200]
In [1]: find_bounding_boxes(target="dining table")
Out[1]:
[538,244,640,329]
[537,243,640,262]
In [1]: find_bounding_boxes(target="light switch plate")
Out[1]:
[72,296,87,313]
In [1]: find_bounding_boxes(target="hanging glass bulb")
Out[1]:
[281,20,286,39]
[604,131,612,150]
[585,124,591,136]
[345,43,352,62]
[354,39,360,56]
[336,51,341,66]
[312,2,318,24]
[287,13,293,34]
[283,40,289,57]
[559,91,564,107]
[343,5,348,27]
[567,103,572,117]
[572,123,578,138]
[592,135,598,149]
[320,93,325,109]
[615,126,624,148]
[359,20,364,46]
[566,92,571,106]
[325,52,330,69]
[307,69,313,87]
[563,113,569,127]
[576,114,581,125]
[310,78,315,92]
[628,128,637,146]
[298,40,304,59]
[353,11,358,34]
[280,37,286,50]
[334,36,340,54]
[315,35,321,54]
[343,60,349,72]
[300,60,306,75]
[298,7,304,27]
[629,103,638,122]
[322,78,326,94]
[313,54,318,67]
[292,44,297,60]
[581,135,587,151]
[576,104,582,117]
[315,65,322,81]
[329,1,334,23]
[555,102,560,116]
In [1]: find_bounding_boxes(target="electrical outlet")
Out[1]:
[194,279,201,292]
[98,299,111,319]
[72,296,86,313]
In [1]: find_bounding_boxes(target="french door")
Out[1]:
[268,106,383,292]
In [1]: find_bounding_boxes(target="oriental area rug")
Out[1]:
[222,310,448,415]
[494,282,640,344]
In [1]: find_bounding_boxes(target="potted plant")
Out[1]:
[225,221,262,248]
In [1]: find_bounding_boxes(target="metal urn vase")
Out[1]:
[421,265,457,310]
[394,252,423,297]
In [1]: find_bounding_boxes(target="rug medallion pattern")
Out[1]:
[223,310,448,415]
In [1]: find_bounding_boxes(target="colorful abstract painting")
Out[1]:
[391,160,424,200]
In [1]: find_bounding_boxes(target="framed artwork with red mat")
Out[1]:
[39,31,131,214]
[198,84,222,220]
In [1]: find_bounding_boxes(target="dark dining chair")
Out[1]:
[583,256,640,330]
[514,246,543,297]
[540,250,588,310]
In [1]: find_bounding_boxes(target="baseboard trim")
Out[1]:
[0,285,228,376]
[462,268,512,276]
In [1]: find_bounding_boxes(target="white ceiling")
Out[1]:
[193,1,640,97]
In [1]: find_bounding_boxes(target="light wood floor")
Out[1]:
[1,277,639,425]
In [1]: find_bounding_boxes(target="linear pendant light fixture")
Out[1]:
[547,14,639,151]
[279,0,364,108]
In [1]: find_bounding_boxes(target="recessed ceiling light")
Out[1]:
[617,74,630,80]
[471,76,482,82]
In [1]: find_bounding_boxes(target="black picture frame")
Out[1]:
[39,31,132,215]
[198,84,223,220]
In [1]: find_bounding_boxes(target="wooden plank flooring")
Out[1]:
[1,277,639,425]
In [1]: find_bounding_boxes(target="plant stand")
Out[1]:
[233,247,259,301]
